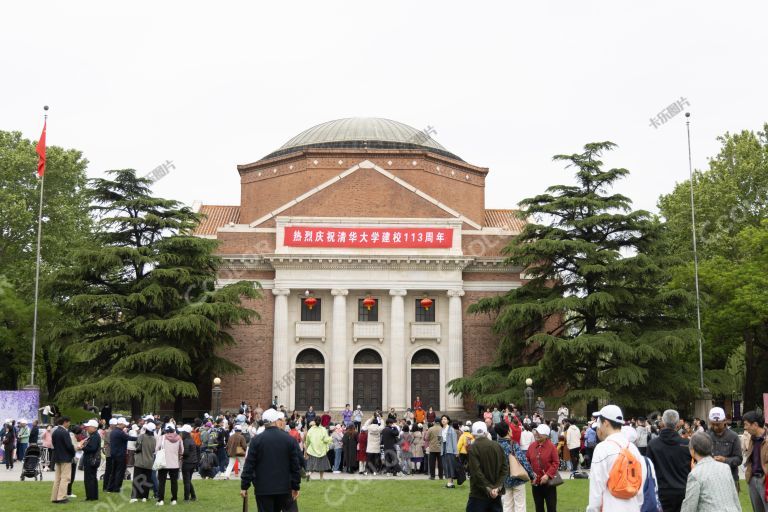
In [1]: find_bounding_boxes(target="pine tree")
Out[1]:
[56,170,260,417]
[450,142,697,414]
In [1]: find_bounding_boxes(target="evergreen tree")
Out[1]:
[450,142,696,414]
[56,170,260,417]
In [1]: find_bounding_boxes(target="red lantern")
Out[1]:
[304,296,317,310]
[362,296,376,311]
[420,297,433,311]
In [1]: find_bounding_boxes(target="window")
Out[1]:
[300,298,321,321]
[357,298,379,322]
[415,298,436,322]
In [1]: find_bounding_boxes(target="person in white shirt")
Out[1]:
[564,419,582,471]
[587,405,647,512]
[520,424,536,451]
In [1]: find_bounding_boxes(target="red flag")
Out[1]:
[36,120,46,177]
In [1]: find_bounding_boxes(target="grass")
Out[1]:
[0,478,755,511]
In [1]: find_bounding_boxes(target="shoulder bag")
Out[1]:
[537,444,563,486]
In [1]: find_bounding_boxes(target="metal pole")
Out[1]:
[685,112,705,391]
[30,111,47,387]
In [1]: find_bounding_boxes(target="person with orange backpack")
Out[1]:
[587,405,647,512]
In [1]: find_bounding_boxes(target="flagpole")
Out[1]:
[30,105,48,387]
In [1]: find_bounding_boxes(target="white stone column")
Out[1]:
[330,289,349,409]
[272,288,291,406]
[389,289,408,410]
[447,289,465,411]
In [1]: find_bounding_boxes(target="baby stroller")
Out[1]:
[21,444,43,481]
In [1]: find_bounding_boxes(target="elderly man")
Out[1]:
[240,408,301,512]
[705,406,742,492]
[647,409,692,512]
[107,417,130,492]
[466,421,508,512]
[680,432,741,512]
[80,419,102,501]
[742,410,768,512]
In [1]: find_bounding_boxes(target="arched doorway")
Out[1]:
[411,349,440,410]
[353,348,382,411]
[295,348,324,411]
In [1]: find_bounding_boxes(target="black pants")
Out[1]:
[182,463,196,501]
[569,448,580,471]
[638,446,647,457]
[255,493,293,512]
[659,491,685,512]
[102,457,112,490]
[429,452,443,478]
[365,453,380,473]
[532,484,557,512]
[584,446,594,468]
[67,460,77,495]
[354,421,361,432]
[383,449,399,474]
[466,496,503,512]
[84,464,99,500]
[109,456,126,492]
[132,466,153,500]
[158,468,179,502]
[3,446,13,468]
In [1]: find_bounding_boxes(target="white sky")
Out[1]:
[2,1,766,215]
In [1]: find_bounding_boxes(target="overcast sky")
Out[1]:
[2,1,766,215]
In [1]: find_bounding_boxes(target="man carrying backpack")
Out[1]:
[587,405,647,512]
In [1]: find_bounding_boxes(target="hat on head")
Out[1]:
[19,418,27,424]
[143,415,154,421]
[144,422,156,432]
[262,408,284,423]
[109,418,118,425]
[83,419,99,428]
[465,420,472,426]
[471,421,488,436]
[536,424,551,436]
[164,425,176,433]
[592,404,624,424]
[179,424,192,433]
[708,407,726,422]
[131,424,139,432]
[234,424,242,431]
[116,417,128,425]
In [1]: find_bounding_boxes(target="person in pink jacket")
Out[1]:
[156,425,184,506]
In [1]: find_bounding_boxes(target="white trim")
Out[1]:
[217,226,276,233]
[462,281,521,292]
[249,160,483,230]
[215,279,274,289]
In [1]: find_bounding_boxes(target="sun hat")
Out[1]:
[262,408,284,423]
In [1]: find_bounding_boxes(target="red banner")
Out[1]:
[284,226,453,248]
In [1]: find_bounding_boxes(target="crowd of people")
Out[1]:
[0,398,766,512]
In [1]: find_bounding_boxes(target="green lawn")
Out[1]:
[0,478,755,511]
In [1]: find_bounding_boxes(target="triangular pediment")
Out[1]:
[249,160,482,229]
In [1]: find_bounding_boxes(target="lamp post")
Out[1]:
[524,378,535,415]
[212,377,222,416]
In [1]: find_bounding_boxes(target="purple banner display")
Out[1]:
[0,390,40,423]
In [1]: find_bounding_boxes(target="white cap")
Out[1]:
[18,418,27,424]
[708,407,726,422]
[592,404,624,424]
[130,424,139,432]
[471,421,488,436]
[116,417,128,425]
[180,424,193,433]
[143,415,154,421]
[536,424,551,436]
[144,422,156,432]
[621,425,638,443]
[461,426,469,432]
[83,420,99,428]
[234,424,242,431]
[262,408,284,423]
[465,420,472,426]
[109,418,118,425]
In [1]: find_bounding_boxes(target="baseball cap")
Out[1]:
[592,404,624,424]
[708,407,726,422]
[109,418,118,426]
[83,419,99,428]
[234,424,242,431]
[116,417,128,425]
[535,424,551,436]
[144,422,156,432]
[471,421,488,436]
[262,408,284,423]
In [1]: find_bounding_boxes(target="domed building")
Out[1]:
[194,118,525,415]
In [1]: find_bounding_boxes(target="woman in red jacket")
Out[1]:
[356,427,368,474]
[527,423,560,512]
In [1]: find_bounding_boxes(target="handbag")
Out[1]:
[454,455,466,486]
[536,445,563,487]
[236,445,246,456]
[153,448,167,470]
[509,452,530,481]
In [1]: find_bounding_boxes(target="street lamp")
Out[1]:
[524,378,534,415]
[212,377,222,416]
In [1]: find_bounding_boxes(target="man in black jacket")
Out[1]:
[706,406,742,491]
[647,409,691,512]
[50,417,76,504]
[240,409,301,512]
[107,417,130,492]
[381,418,400,475]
